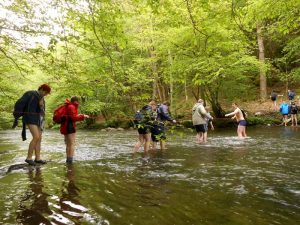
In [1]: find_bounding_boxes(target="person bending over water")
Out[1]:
[13,84,51,166]
[60,96,89,163]
[225,103,247,138]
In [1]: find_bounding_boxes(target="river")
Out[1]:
[0,127,299,225]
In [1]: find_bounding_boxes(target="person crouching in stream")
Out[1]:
[60,96,89,163]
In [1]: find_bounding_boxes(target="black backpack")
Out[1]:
[134,105,152,124]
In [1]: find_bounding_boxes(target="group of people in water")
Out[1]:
[133,100,176,152]
[272,89,299,126]
[14,84,298,165]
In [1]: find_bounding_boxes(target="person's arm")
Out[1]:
[68,105,86,122]
[225,108,239,117]
[161,105,176,123]
[210,121,214,130]
[199,106,213,120]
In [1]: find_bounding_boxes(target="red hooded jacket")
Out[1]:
[60,99,85,135]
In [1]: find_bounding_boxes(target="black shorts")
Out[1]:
[194,124,207,133]
[137,124,151,134]
[151,124,166,142]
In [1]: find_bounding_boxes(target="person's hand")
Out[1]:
[211,125,215,131]
[225,114,229,117]
[172,119,176,123]
[84,114,89,119]
[231,117,235,120]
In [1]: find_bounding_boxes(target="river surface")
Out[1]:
[0,127,299,225]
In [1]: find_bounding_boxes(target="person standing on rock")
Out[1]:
[12,84,51,166]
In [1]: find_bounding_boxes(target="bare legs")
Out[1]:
[27,124,42,161]
[196,132,207,143]
[64,133,76,162]
[237,125,247,138]
[133,133,151,153]
[291,114,298,126]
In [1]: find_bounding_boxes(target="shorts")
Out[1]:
[137,124,151,134]
[194,124,207,133]
[238,120,247,126]
[151,124,166,142]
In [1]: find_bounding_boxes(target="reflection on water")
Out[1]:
[0,127,299,225]
[16,168,51,225]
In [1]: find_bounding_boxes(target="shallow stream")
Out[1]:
[0,127,299,224]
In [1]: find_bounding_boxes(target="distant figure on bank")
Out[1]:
[60,96,89,163]
[290,101,298,126]
[270,90,283,110]
[279,101,290,127]
[12,84,51,166]
[288,89,295,102]
[152,101,176,150]
[192,99,213,143]
[225,103,247,138]
[133,100,157,153]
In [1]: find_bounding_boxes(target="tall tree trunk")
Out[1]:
[150,17,159,100]
[184,76,188,102]
[256,23,267,100]
[168,49,174,111]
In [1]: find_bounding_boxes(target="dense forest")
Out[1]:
[0,0,299,128]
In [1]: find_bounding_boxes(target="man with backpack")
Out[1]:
[12,84,51,166]
[133,100,157,153]
[151,101,176,150]
[288,89,295,102]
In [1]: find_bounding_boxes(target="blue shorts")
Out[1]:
[238,120,247,126]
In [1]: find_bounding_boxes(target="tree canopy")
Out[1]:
[0,0,299,128]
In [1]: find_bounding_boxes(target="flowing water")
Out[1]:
[0,127,299,225]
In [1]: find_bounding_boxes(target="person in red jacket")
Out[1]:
[60,96,89,163]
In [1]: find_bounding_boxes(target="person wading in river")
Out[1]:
[192,99,213,143]
[152,101,176,150]
[225,103,247,138]
[12,84,51,166]
[133,100,157,153]
[60,96,89,163]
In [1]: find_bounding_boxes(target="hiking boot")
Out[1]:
[25,159,36,166]
[34,159,47,164]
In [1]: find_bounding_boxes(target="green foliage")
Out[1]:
[0,0,299,128]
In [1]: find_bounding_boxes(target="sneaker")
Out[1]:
[34,159,47,164]
[25,159,36,166]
